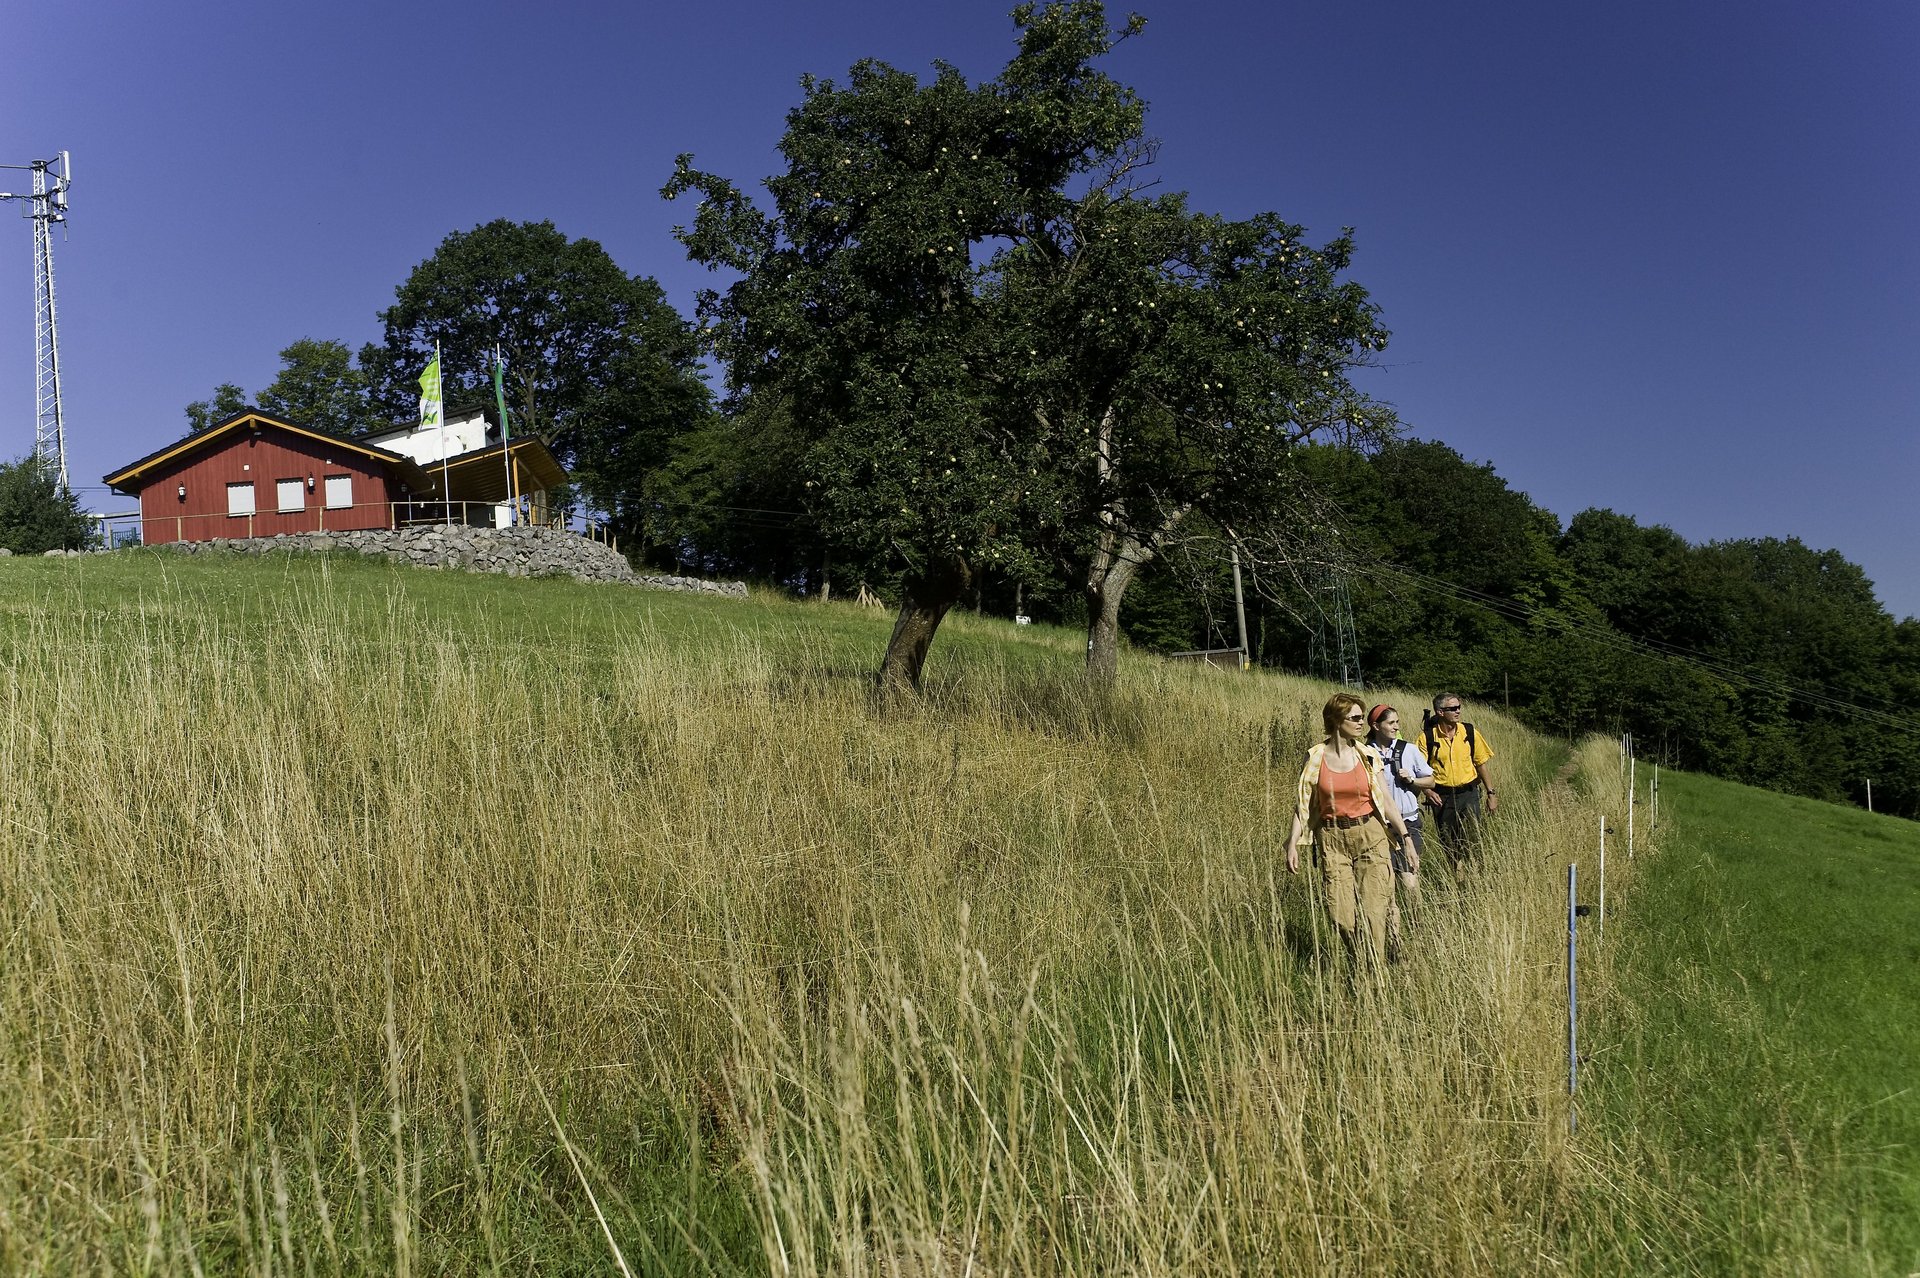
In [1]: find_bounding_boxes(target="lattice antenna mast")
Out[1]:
[1306,560,1365,690]
[1,152,73,487]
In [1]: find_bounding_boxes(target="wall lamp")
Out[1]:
[177,483,187,501]
[307,474,316,491]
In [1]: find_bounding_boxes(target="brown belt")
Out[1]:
[1324,814,1373,829]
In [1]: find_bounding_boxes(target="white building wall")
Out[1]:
[365,410,538,527]
[364,409,492,465]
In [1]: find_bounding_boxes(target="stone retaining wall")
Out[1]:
[24,526,747,598]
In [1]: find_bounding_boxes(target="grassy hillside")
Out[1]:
[1576,769,1920,1274]
[0,548,1862,1274]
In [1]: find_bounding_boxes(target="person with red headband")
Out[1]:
[1282,691,1412,967]
[1367,703,1435,932]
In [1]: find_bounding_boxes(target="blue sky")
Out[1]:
[5,0,1916,617]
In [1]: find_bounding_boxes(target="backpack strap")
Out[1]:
[1423,722,1478,777]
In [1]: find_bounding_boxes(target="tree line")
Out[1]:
[1118,440,1920,820]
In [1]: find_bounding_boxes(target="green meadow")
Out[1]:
[0,549,1903,1274]
[1579,769,1920,1274]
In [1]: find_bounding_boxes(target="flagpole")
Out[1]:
[438,341,450,527]
[496,346,515,526]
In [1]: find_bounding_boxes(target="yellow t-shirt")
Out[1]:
[1424,721,1492,787]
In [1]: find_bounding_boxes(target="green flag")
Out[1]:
[491,352,511,442]
[417,355,443,430]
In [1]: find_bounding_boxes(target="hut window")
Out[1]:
[226,482,255,517]
[276,478,306,513]
[324,475,353,509]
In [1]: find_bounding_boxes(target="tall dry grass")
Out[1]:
[0,559,1639,1273]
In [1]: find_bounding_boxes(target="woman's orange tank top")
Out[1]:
[1316,756,1374,820]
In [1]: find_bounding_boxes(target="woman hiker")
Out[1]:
[1368,703,1435,939]
[1283,692,1413,966]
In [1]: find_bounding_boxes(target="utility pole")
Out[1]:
[1229,541,1250,670]
[1,152,74,487]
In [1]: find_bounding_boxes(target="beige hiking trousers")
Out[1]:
[1318,819,1395,965]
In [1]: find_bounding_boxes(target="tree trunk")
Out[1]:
[1082,504,1192,686]
[879,555,972,693]
[1084,552,1143,687]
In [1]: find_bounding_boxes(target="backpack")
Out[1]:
[1421,715,1476,768]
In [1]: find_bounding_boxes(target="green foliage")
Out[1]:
[0,453,95,553]
[183,381,247,433]
[666,2,1144,598]
[667,1,1396,682]
[1104,441,1915,819]
[360,219,709,539]
[640,393,827,583]
[999,193,1396,567]
[184,339,376,438]
[257,337,377,436]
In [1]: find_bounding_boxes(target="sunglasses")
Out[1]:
[1342,712,1366,722]
[1438,705,1462,713]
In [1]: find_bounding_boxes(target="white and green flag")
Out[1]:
[418,354,444,431]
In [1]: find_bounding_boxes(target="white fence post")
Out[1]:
[1598,811,1606,939]
[1568,863,1580,1130]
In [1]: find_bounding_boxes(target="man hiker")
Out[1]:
[1421,692,1497,883]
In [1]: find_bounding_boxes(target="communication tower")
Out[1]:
[1,152,73,487]
[1307,561,1364,690]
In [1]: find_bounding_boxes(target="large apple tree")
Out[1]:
[669,0,1396,689]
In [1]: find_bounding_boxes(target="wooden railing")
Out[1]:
[91,500,587,548]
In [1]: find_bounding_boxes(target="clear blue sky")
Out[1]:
[5,0,1916,617]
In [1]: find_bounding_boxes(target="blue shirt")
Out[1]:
[1369,738,1433,821]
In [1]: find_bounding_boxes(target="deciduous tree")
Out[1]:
[361,219,708,536]
[184,383,247,434]
[994,190,1397,682]
[258,338,377,437]
[669,1,1396,688]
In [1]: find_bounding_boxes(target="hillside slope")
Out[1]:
[1580,768,1920,1273]
[2,548,1862,1274]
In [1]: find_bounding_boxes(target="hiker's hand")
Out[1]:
[1407,845,1420,873]
[1486,792,1499,815]
[1285,842,1299,874]
[1428,791,1444,809]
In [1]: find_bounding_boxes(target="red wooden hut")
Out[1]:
[102,409,569,544]
[103,411,430,544]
